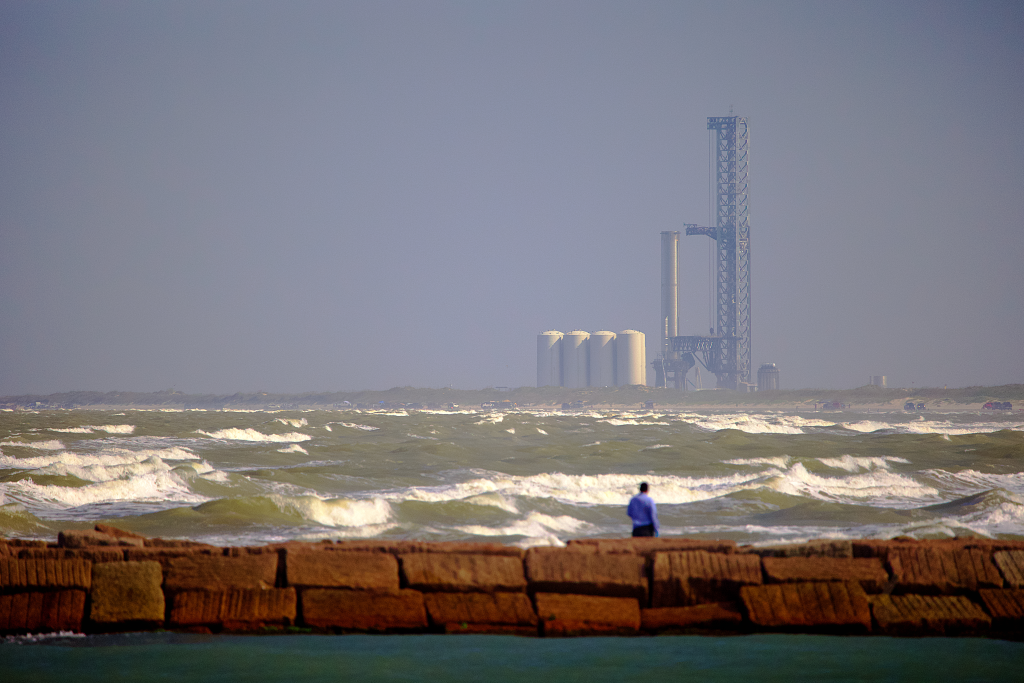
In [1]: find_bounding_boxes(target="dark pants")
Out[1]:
[632,524,656,537]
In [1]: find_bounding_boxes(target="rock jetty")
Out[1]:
[2,528,1023,639]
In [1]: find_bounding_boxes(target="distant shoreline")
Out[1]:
[2,384,1021,411]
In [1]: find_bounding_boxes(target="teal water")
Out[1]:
[2,633,1022,682]
[1,408,1023,546]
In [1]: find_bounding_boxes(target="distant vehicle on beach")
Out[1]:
[905,401,926,410]
[983,401,1013,410]
[818,401,845,410]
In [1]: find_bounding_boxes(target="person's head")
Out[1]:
[639,482,648,493]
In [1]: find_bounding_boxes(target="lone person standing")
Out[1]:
[627,482,658,537]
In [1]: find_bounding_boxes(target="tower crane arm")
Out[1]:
[683,224,716,239]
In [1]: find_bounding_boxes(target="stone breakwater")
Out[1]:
[2,527,1024,639]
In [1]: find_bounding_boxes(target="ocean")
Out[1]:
[1,406,1022,546]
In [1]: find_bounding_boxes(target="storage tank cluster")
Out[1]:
[537,330,646,388]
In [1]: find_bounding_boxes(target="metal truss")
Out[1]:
[682,117,750,389]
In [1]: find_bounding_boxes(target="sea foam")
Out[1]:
[196,428,311,442]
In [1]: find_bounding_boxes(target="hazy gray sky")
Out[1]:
[2,0,1022,394]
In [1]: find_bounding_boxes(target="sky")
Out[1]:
[1,0,1022,395]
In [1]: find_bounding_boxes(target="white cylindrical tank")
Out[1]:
[562,331,590,388]
[588,331,617,387]
[616,330,646,386]
[537,331,564,387]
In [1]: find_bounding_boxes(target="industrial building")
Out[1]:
[536,330,646,387]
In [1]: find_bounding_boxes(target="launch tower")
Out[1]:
[656,115,752,390]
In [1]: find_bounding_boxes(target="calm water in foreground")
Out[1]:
[2,633,1022,683]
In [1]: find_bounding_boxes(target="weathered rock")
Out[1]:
[58,529,143,548]
[651,551,762,607]
[978,589,1024,629]
[424,592,537,635]
[871,594,991,636]
[301,589,427,631]
[143,538,216,548]
[888,547,1002,594]
[762,557,889,593]
[534,593,641,636]
[992,550,1024,588]
[164,553,278,591]
[0,558,92,591]
[740,581,871,633]
[125,546,221,570]
[568,538,736,560]
[641,603,744,632]
[89,561,165,625]
[401,553,526,593]
[525,549,647,600]
[93,524,146,541]
[17,547,125,563]
[0,590,86,633]
[169,588,296,629]
[744,540,853,558]
[287,550,398,591]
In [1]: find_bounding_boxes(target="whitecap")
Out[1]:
[277,444,309,455]
[268,494,392,527]
[196,428,311,442]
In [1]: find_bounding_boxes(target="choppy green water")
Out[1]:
[1,407,1022,546]
[2,633,1022,682]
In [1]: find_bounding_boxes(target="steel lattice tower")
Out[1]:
[710,116,750,388]
[674,116,751,390]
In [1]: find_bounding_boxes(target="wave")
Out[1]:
[842,419,1023,435]
[0,439,65,450]
[195,428,311,442]
[384,470,781,507]
[681,413,834,434]
[725,456,792,468]
[50,425,135,434]
[275,418,308,428]
[600,418,670,426]
[329,422,379,431]
[767,462,939,507]
[816,455,910,472]
[454,511,590,547]
[267,494,392,527]
[277,444,308,454]
[0,446,200,471]
[2,469,208,510]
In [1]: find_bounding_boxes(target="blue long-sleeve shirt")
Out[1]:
[626,492,658,532]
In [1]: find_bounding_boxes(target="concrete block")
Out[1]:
[0,590,85,633]
[164,552,278,591]
[89,561,165,624]
[762,557,889,593]
[525,549,647,600]
[169,588,296,628]
[744,540,853,558]
[888,547,1003,594]
[401,553,526,593]
[287,550,398,590]
[534,593,641,636]
[424,592,537,632]
[977,588,1024,628]
[641,603,744,632]
[567,538,736,560]
[58,529,143,548]
[871,594,991,636]
[741,581,871,633]
[651,550,762,607]
[0,558,91,591]
[993,550,1024,588]
[17,547,125,563]
[301,589,427,631]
